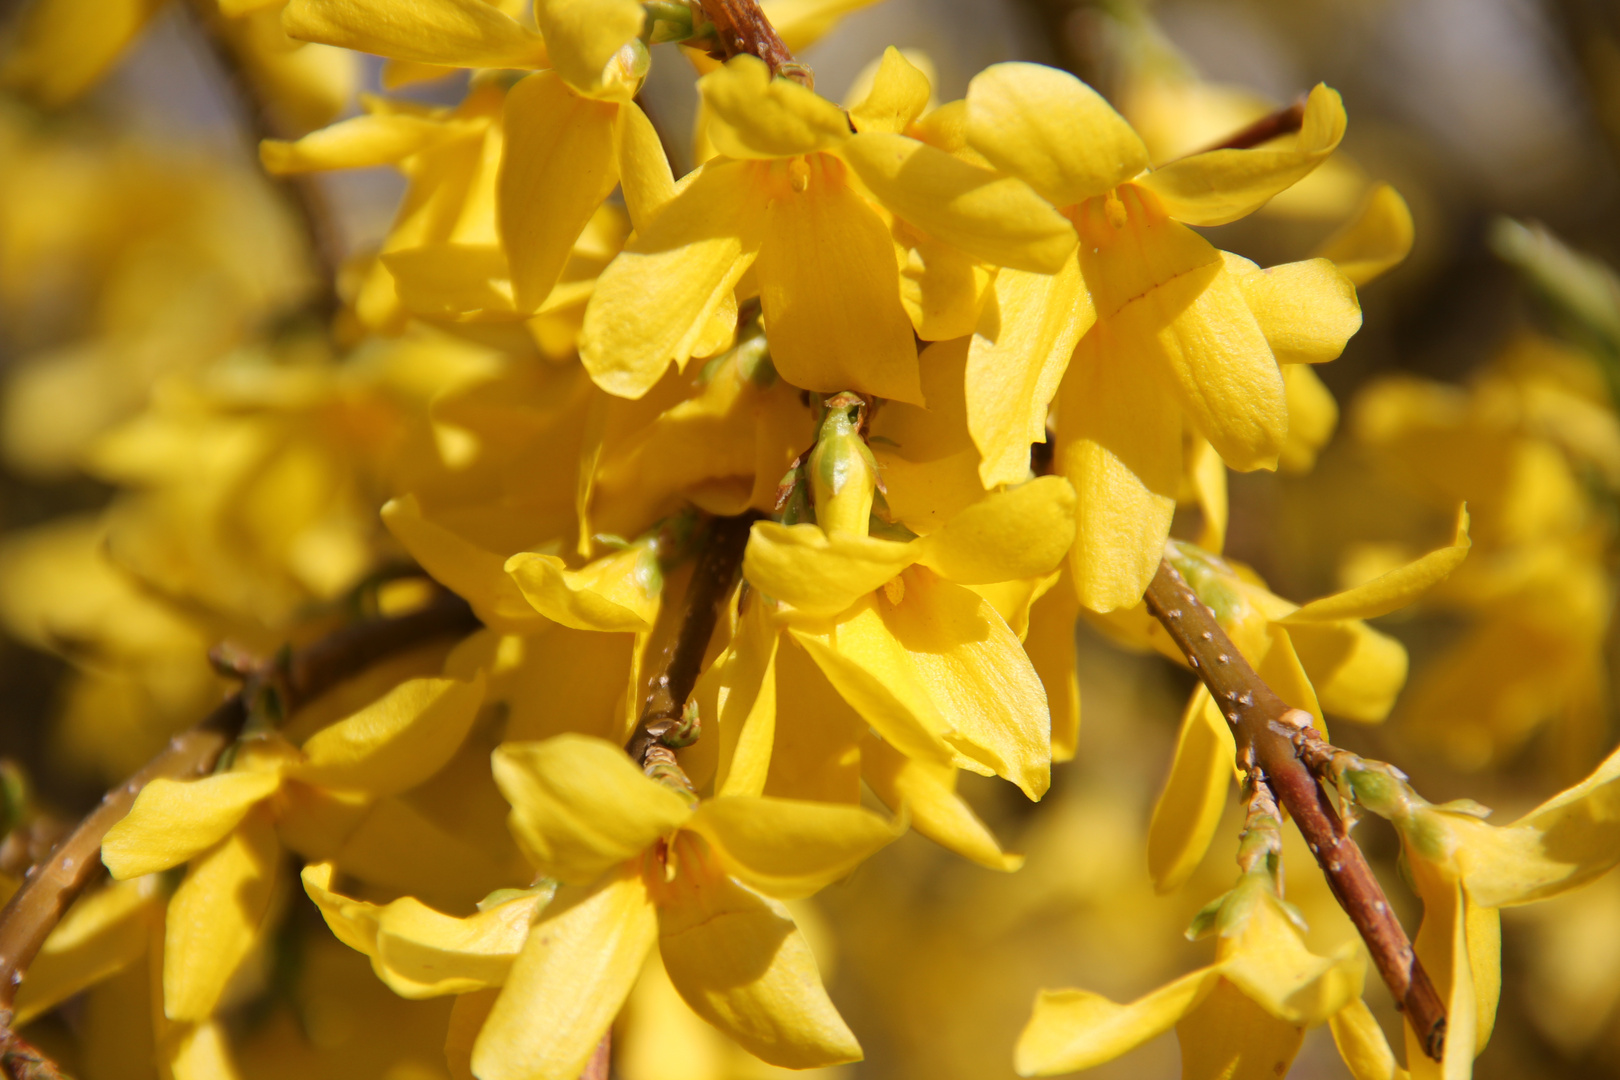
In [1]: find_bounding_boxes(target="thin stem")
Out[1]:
[695,0,808,84]
[580,1031,612,1080]
[1188,97,1307,155]
[1143,558,1448,1061]
[0,587,478,1028]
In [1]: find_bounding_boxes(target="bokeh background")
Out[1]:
[2,0,1619,1077]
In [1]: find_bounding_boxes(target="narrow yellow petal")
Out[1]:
[376,891,550,997]
[765,640,867,803]
[878,567,1052,799]
[1330,997,1410,1080]
[1228,254,1362,365]
[14,878,157,1026]
[472,863,657,1080]
[260,113,480,174]
[1027,570,1081,761]
[714,599,781,798]
[1147,687,1235,893]
[1057,325,1180,613]
[1279,363,1340,474]
[163,812,281,1021]
[615,101,678,232]
[292,675,486,796]
[1135,84,1347,227]
[1187,435,1228,551]
[861,736,1022,871]
[840,133,1077,273]
[966,255,1092,488]
[658,833,862,1066]
[282,0,550,69]
[847,47,931,135]
[492,735,693,884]
[685,796,900,899]
[506,546,660,632]
[915,476,1076,585]
[580,161,766,398]
[742,522,916,617]
[500,72,621,312]
[1175,978,1307,1080]
[1405,878,1477,1080]
[699,55,850,159]
[1015,970,1220,1076]
[755,156,923,404]
[533,0,645,99]
[1314,182,1415,287]
[382,495,549,633]
[103,771,281,880]
[1282,506,1470,623]
[966,62,1149,207]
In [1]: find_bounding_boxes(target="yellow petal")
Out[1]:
[1279,363,1340,474]
[1027,570,1081,761]
[742,521,916,617]
[894,224,994,341]
[1219,888,1365,1025]
[383,495,549,633]
[381,242,518,319]
[615,101,678,232]
[1287,619,1408,723]
[1015,969,1219,1076]
[1229,254,1362,365]
[699,55,850,159]
[1314,182,1415,287]
[1405,878,1478,1080]
[879,567,1052,799]
[966,62,1149,207]
[14,878,157,1026]
[657,833,862,1066]
[763,0,881,51]
[292,675,486,796]
[492,735,693,884]
[754,155,923,404]
[714,598,781,798]
[1186,435,1229,551]
[1282,506,1470,623]
[915,476,1076,585]
[840,133,1077,274]
[282,0,550,69]
[847,47,931,135]
[103,771,282,880]
[328,796,521,909]
[0,0,163,106]
[685,795,899,899]
[533,0,645,99]
[1329,997,1409,1080]
[506,546,661,632]
[861,735,1022,870]
[500,72,621,312]
[260,112,480,174]
[1175,978,1306,1080]
[163,811,281,1021]
[580,160,767,398]
[764,639,867,803]
[1147,686,1235,893]
[788,600,956,767]
[966,255,1092,488]
[1057,323,1180,613]
[1135,84,1347,227]
[472,862,657,1080]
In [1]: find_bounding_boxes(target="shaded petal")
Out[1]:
[847,47,931,135]
[713,599,781,798]
[506,546,661,632]
[1279,363,1340,474]
[0,0,163,106]
[1282,506,1470,623]
[103,771,282,879]
[293,675,484,796]
[764,638,866,803]
[915,476,1076,585]
[755,156,922,404]
[615,101,678,233]
[764,0,882,51]
[658,833,862,1066]
[472,862,657,1080]
[1026,570,1082,761]
[1314,182,1415,287]
[492,735,693,884]
[163,811,281,1021]
[699,55,850,159]
[743,522,916,617]
[685,796,900,899]
[1136,84,1347,227]
[383,495,548,633]
[261,113,480,174]
[861,735,1022,871]
[580,161,766,398]
[14,878,157,1026]
[1147,686,1234,893]
[1227,254,1362,366]
[1057,323,1180,613]
[500,72,621,312]
[1287,620,1408,723]
[966,255,1092,488]
[878,567,1052,799]
[1016,969,1220,1076]
[966,62,1149,207]
[1329,997,1409,1080]
[327,795,521,910]
[840,133,1076,273]
[534,0,644,99]
[282,0,550,68]
[1175,978,1307,1080]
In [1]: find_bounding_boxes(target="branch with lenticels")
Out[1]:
[1143,557,1449,1061]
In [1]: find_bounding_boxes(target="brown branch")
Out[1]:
[580,1031,611,1080]
[1143,558,1447,1061]
[696,0,808,84]
[626,513,757,773]
[0,586,478,1036]
[1189,97,1307,155]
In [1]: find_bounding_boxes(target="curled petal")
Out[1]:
[1147,687,1234,894]
[742,522,916,617]
[1314,182,1415,287]
[847,47,932,135]
[293,675,486,797]
[103,770,282,879]
[1016,969,1220,1076]
[1227,253,1362,366]
[686,796,900,900]
[861,736,1022,871]
[1282,506,1470,624]
[915,476,1076,585]
[699,55,850,159]
[282,0,550,69]
[506,546,660,632]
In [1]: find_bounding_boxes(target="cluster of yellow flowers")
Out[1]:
[2,0,1620,1078]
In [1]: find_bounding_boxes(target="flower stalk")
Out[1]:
[694,0,808,84]
[1142,556,1449,1060]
